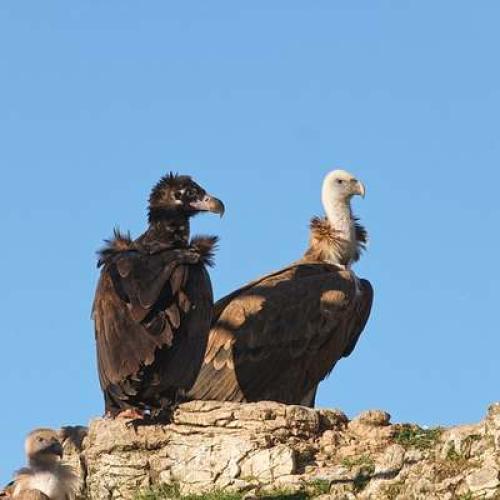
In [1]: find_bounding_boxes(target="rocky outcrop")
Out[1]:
[61,401,500,499]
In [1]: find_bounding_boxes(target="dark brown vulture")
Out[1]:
[92,173,224,418]
[0,429,78,500]
[188,169,373,407]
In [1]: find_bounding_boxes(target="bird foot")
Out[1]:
[125,407,174,429]
[115,409,144,420]
[151,407,174,425]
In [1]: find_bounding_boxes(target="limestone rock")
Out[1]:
[486,402,500,452]
[466,466,500,498]
[56,400,500,499]
[348,409,394,443]
[374,444,405,476]
[440,423,484,460]
[354,410,391,427]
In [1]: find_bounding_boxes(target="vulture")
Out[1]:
[188,169,373,407]
[92,173,224,418]
[0,429,78,500]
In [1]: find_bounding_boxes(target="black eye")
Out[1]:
[37,437,44,442]
[174,191,183,200]
[336,179,344,184]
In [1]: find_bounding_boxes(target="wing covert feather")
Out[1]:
[93,247,212,408]
[189,263,373,405]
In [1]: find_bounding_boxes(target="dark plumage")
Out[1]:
[92,173,224,417]
[188,169,373,407]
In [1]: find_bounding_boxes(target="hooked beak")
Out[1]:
[190,194,225,217]
[46,441,64,458]
[354,180,365,198]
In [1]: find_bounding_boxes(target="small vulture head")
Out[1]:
[149,173,225,219]
[25,428,64,464]
[322,169,365,202]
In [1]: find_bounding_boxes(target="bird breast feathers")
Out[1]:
[14,472,60,499]
[13,465,78,500]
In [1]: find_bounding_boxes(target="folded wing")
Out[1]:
[188,263,373,406]
[93,239,214,411]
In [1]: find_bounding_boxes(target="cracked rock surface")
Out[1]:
[60,400,500,499]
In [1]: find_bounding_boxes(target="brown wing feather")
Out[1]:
[93,242,214,413]
[188,263,373,406]
[353,219,368,263]
[342,278,373,357]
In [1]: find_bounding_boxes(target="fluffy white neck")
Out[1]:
[321,185,354,242]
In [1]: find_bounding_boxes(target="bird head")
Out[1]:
[25,429,64,465]
[149,173,225,220]
[322,169,365,202]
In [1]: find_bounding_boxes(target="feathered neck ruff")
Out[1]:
[139,211,191,251]
[303,216,367,267]
[97,229,218,267]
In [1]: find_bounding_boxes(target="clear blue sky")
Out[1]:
[1,1,499,484]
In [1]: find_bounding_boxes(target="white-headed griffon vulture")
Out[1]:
[0,428,78,500]
[188,169,373,408]
[92,173,224,418]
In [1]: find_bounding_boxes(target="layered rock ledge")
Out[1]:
[61,401,500,499]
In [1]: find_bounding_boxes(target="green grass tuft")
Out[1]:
[353,464,375,493]
[339,455,375,493]
[257,492,308,500]
[135,483,330,500]
[303,479,331,496]
[340,454,374,469]
[134,483,244,500]
[393,425,443,450]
